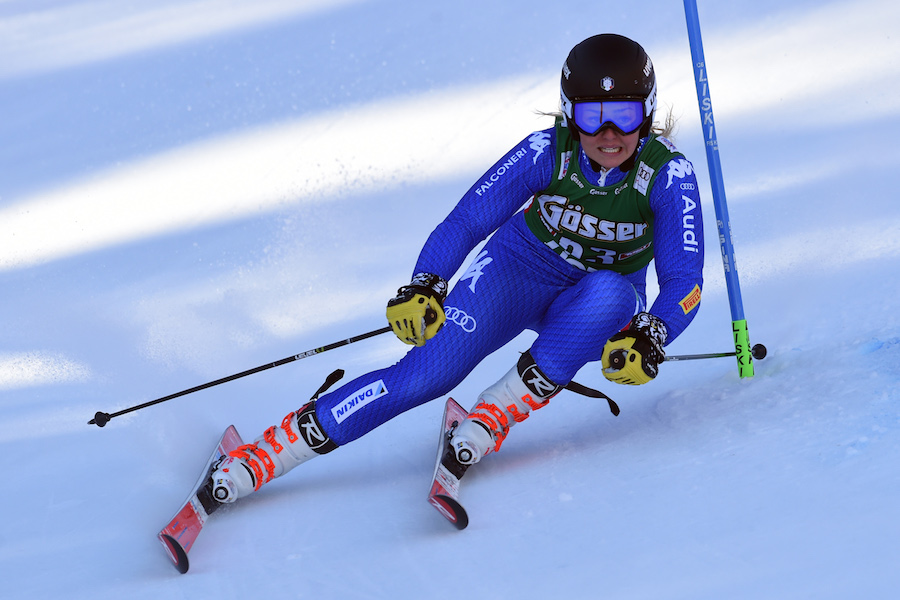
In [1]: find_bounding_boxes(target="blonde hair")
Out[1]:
[652,104,678,140]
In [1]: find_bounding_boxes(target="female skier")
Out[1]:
[210,33,704,503]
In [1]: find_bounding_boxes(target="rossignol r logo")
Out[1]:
[296,403,337,454]
[520,364,560,399]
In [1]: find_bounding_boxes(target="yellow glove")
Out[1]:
[602,313,667,385]
[386,273,448,346]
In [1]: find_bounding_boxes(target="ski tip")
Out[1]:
[430,494,469,530]
[446,397,464,412]
[159,533,190,574]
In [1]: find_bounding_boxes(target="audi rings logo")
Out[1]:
[444,306,477,333]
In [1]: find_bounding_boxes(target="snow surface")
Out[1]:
[2,0,900,598]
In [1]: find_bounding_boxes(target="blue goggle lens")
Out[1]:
[573,100,645,136]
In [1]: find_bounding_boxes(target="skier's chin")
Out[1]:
[590,147,626,169]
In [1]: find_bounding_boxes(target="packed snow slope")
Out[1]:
[2,1,899,598]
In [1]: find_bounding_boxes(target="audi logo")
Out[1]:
[444,306,477,332]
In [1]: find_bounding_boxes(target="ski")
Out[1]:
[157,425,244,574]
[427,397,470,529]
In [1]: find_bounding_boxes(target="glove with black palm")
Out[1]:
[602,312,668,385]
[386,273,448,346]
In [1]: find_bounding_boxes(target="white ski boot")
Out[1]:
[210,402,336,503]
[450,351,562,465]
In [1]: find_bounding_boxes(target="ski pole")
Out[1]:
[683,0,757,378]
[89,326,392,428]
[666,343,767,363]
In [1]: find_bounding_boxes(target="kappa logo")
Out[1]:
[666,158,694,189]
[459,250,493,293]
[529,131,551,164]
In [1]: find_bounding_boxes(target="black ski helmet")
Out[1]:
[560,34,657,139]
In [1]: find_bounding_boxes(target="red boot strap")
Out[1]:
[231,444,266,489]
[468,411,498,433]
[474,400,510,430]
[263,426,284,454]
[229,445,252,461]
[249,445,277,485]
[506,403,530,423]
[468,404,511,453]
[520,393,550,411]
[281,411,299,444]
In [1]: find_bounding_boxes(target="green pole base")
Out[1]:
[732,319,755,378]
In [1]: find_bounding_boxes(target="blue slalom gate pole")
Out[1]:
[683,0,755,377]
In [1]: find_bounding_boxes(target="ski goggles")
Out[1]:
[572,100,645,136]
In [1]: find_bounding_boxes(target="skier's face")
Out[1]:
[580,126,640,170]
